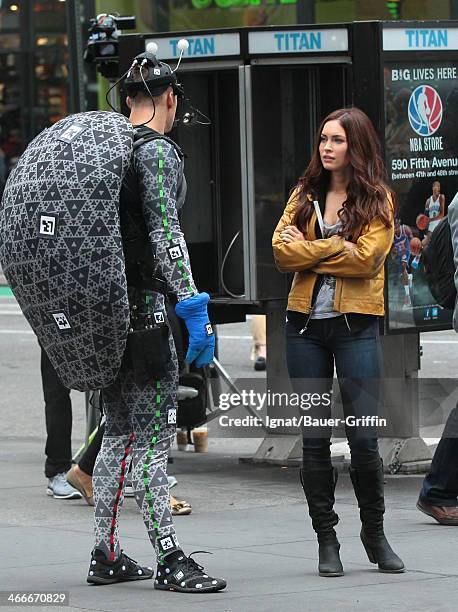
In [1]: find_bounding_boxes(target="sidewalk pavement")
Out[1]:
[1,436,457,612]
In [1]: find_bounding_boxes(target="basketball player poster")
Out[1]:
[384,60,458,331]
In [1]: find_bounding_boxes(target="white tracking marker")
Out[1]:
[173,39,189,72]
[146,41,158,55]
[177,38,189,52]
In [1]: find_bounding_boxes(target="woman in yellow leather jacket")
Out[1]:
[272,107,404,578]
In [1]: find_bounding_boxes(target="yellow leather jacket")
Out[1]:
[272,191,394,316]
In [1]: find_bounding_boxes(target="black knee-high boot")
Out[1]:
[349,459,405,573]
[300,467,344,577]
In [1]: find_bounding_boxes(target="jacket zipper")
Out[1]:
[299,313,312,335]
[334,277,351,331]
[299,275,324,335]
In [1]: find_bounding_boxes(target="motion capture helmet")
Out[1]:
[123,51,184,99]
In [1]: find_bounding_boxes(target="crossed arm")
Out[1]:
[272,195,394,279]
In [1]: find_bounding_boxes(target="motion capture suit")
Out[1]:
[0,47,224,590]
[93,128,195,563]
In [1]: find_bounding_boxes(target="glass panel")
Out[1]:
[169,0,297,31]
[33,0,67,35]
[172,72,221,295]
[0,53,26,188]
[0,2,21,31]
[35,34,68,47]
[34,48,70,132]
[31,2,70,130]
[95,0,154,33]
[171,70,244,298]
[0,33,20,49]
[316,0,451,22]
[251,66,309,300]
[251,64,347,300]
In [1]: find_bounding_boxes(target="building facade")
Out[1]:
[0,0,97,185]
[1,0,458,185]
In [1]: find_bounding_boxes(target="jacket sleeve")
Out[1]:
[134,138,197,302]
[311,203,395,279]
[272,190,346,273]
[447,194,458,332]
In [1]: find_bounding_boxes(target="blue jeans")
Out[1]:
[420,405,458,506]
[285,316,382,469]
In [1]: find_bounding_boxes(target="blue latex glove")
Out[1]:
[175,292,215,368]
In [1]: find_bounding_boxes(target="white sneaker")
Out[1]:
[168,476,178,489]
[124,482,134,498]
[47,472,82,499]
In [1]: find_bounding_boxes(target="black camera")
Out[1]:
[84,13,136,79]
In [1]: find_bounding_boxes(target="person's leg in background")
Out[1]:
[67,422,106,506]
[78,422,105,480]
[251,314,266,371]
[41,346,81,500]
[285,319,343,577]
[417,404,458,525]
[334,318,404,573]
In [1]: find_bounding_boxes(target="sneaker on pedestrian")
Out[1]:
[168,475,178,489]
[87,549,154,585]
[47,472,82,500]
[124,480,135,498]
[154,551,226,593]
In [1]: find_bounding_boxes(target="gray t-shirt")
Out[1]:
[311,219,342,319]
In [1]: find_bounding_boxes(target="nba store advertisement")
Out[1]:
[384,61,458,331]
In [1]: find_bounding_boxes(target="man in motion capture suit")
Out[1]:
[87,55,226,591]
[0,47,226,592]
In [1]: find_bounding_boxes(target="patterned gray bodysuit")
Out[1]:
[93,131,197,563]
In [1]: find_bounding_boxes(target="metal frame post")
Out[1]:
[297,0,316,25]
[66,0,86,113]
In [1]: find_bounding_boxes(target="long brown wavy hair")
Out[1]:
[293,108,394,237]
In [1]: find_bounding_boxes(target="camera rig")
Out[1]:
[84,13,136,79]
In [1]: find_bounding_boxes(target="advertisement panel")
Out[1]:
[384,60,458,331]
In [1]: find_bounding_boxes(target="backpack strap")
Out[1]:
[133,127,184,160]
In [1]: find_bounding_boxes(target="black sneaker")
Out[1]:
[87,549,154,585]
[154,551,227,593]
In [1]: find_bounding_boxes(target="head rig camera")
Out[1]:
[120,43,211,127]
[123,51,185,100]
